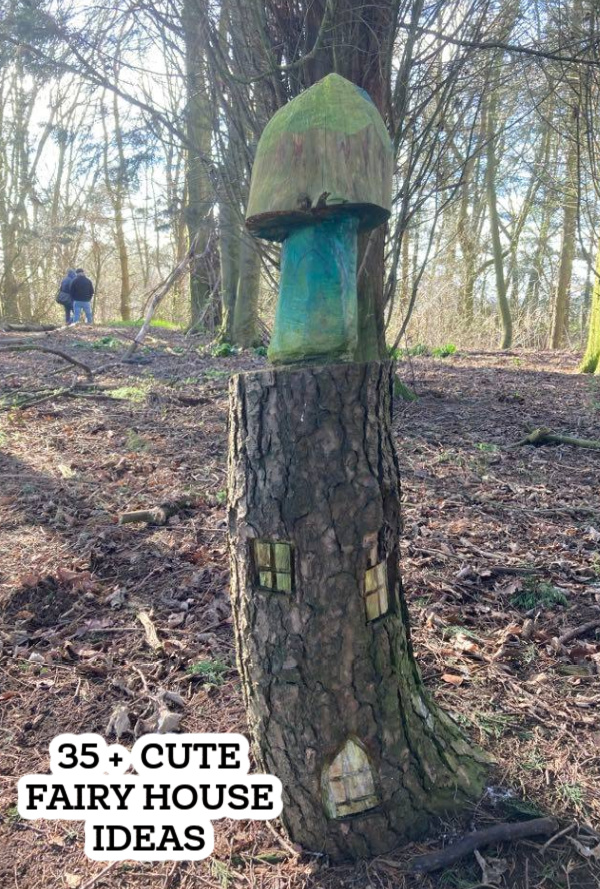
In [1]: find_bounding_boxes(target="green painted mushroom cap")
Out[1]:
[246,74,393,242]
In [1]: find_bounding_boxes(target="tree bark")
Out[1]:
[550,138,578,349]
[579,240,600,374]
[485,92,512,349]
[228,361,487,861]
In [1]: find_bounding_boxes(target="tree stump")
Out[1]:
[228,361,488,861]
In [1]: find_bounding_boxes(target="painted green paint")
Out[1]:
[258,73,390,146]
[268,216,359,365]
[246,74,393,241]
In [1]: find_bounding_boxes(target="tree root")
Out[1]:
[409,817,558,873]
[515,427,600,450]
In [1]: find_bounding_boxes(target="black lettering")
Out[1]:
[192,743,217,768]
[165,742,191,769]
[200,784,225,810]
[157,825,184,851]
[228,785,249,810]
[219,743,240,769]
[112,783,135,810]
[184,824,205,850]
[26,784,47,811]
[172,785,198,810]
[107,826,131,851]
[141,742,163,769]
[133,825,156,851]
[88,785,110,810]
[144,784,170,810]
[251,784,274,810]
[92,824,104,850]
[47,784,73,811]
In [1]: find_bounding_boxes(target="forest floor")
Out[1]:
[1,324,600,889]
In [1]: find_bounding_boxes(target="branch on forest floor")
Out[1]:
[514,427,600,450]
[119,496,196,526]
[408,817,558,873]
[1,322,60,333]
[0,344,93,378]
[137,611,163,653]
[557,618,600,646]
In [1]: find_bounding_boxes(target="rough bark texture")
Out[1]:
[579,241,600,374]
[228,361,488,862]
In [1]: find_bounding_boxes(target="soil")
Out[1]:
[1,325,599,889]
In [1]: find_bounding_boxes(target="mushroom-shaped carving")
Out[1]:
[246,74,393,365]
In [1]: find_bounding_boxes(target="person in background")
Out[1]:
[57,268,76,324]
[70,268,95,324]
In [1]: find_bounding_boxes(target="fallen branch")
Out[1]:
[137,611,163,653]
[2,322,59,333]
[0,344,93,378]
[558,618,600,646]
[409,817,558,873]
[515,427,600,450]
[119,496,195,525]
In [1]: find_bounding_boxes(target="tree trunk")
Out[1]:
[550,139,577,349]
[580,241,600,374]
[485,93,512,349]
[232,229,261,348]
[228,361,487,861]
[218,198,239,343]
[183,0,215,328]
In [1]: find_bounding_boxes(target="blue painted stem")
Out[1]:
[268,215,359,365]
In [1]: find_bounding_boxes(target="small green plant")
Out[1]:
[215,489,227,505]
[407,343,430,357]
[511,356,523,367]
[560,782,584,805]
[186,658,228,686]
[108,384,148,403]
[91,335,120,350]
[522,749,545,772]
[387,345,403,359]
[125,430,151,452]
[253,345,268,357]
[393,378,418,402]
[590,552,600,576]
[5,805,21,825]
[431,343,457,358]
[211,859,235,888]
[476,442,499,453]
[212,341,236,357]
[510,579,568,611]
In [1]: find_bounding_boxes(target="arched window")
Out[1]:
[322,738,378,818]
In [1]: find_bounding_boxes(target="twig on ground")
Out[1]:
[119,496,195,526]
[137,611,163,653]
[540,821,577,853]
[265,820,300,858]
[558,618,600,646]
[514,427,600,450]
[409,817,558,873]
[79,861,120,889]
[0,344,92,378]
